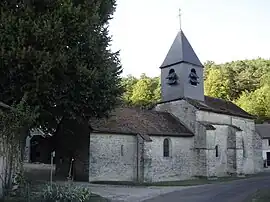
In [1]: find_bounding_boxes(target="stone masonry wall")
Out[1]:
[252,130,263,173]
[232,117,263,174]
[197,111,263,175]
[155,100,197,134]
[235,131,244,175]
[206,125,229,177]
[227,127,238,175]
[143,136,194,182]
[262,139,270,161]
[155,100,207,177]
[89,133,137,182]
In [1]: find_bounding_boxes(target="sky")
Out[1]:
[109,0,270,78]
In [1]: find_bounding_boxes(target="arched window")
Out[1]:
[163,138,170,157]
[166,69,178,85]
[120,145,124,156]
[189,68,199,86]
[215,145,219,157]
[191,68,196,74]
[169,69,175,74]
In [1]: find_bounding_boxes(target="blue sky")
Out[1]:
[109,0,270,77]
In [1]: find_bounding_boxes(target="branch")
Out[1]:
[0,92,28,111]
[0,101,12,110]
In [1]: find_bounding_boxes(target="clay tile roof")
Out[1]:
[90,107,194,137]
[256,124,270,138]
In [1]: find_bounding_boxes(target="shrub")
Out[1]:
[36,183,92,202]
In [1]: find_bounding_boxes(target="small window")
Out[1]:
[215,145,219,157]
[120,145,124,156]
[163,138,170,157]
[242,138,246,158]
[189,68,199,86]
[166,69,178,85]
[268,139,270,146]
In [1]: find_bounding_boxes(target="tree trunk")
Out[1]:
[53,118,90,181]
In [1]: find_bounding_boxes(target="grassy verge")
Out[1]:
[91,173,269,187]
[0,182,108,202]
[0,195,109,202]
[243,189,270,202]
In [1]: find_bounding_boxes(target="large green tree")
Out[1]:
[204,58,270,101]
[121,74,160,107]
[1,0,123,179]
[235,72,270,122]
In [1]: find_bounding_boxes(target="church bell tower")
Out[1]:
[160,29,204,102]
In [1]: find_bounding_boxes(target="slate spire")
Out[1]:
[160,30,203,68]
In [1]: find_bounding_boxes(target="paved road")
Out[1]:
[144,176,270,202]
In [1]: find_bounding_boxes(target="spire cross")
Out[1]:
[178,8,182,31]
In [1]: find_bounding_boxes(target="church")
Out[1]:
[87,30,263,182]
[24,29,264,182]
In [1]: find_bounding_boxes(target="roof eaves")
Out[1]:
[91,130,137,136]
[91,130,153,142]
[149,132,194,137]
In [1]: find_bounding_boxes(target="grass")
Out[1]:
[0,195,109,202]
[0,192,108,202]
[0,181,108,202]
[243,189,270,202]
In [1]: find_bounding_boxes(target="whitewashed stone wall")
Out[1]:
[206,125,228,177]
[232,117,263,174]
[206,125,242,177]
[262,139,270,161]
[155,100,197,133]
[253,132,263,172]
[143,136,194,182]
[155,100,208,177]
[155,101,263,179]
[197,111,263,175]
[262,139,270,151]
[89,133,137,182]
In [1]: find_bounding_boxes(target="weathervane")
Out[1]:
[178,8,182,31]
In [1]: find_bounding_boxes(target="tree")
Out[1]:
[235,85,270,121]
[204,68,231,100]
[0,93,38,195]
[235,70,270,122]
[152,76,161,102]
[121,74,161,107]
[121,75,138,105]
[1,0,123,179]
[204,58,270,101]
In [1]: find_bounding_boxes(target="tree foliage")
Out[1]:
[0,0,123,134]
[121,58,270,121]
[204,58,270,101]
[122,74,160,107]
